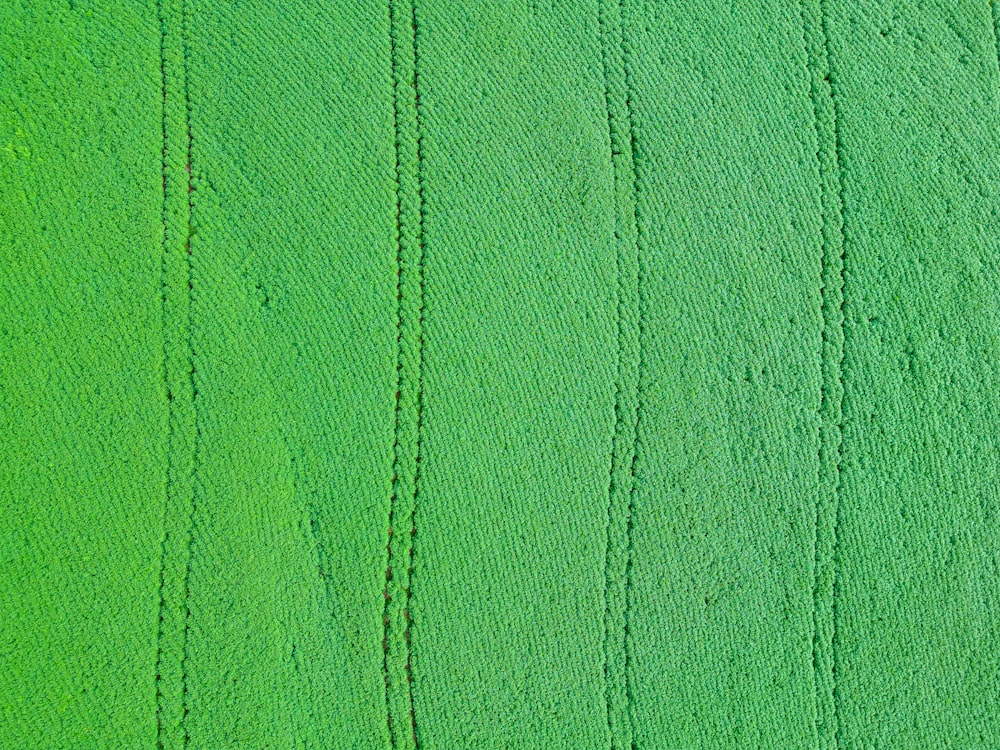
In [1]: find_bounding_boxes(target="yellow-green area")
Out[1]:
[2,1,998,748]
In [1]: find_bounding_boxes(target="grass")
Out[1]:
[2,1,998,748]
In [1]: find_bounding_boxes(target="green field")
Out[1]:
[2,1,999,747]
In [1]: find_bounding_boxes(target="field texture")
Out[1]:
[2,1,999,748]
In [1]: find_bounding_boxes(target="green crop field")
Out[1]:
[2,1,999,748]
